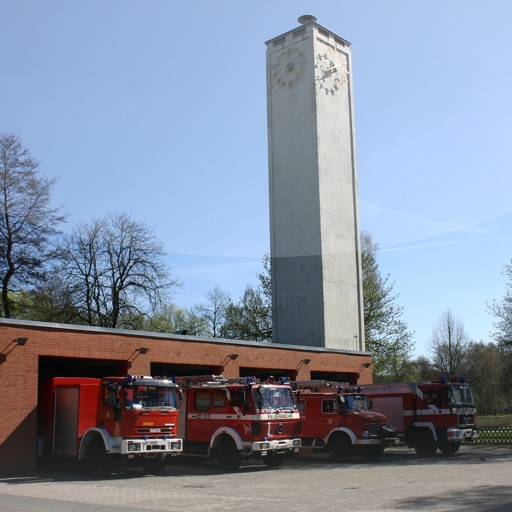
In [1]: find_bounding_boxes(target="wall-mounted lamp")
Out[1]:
[357,362,371,378]
[297,358,312,370]
[128,346,150,365]
[0,337,29,364]
[221,353,239,368]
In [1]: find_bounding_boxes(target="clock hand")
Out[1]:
[324,63,343,72]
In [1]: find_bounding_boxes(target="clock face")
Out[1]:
[315,46,349,94]
[272,48,304,86]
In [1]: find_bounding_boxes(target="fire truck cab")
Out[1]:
[38,376,183,476]
[364,379,479,456]
[176,375,301,470]
[291,381,399,462]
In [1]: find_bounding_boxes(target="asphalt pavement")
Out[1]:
[0,445,511,512]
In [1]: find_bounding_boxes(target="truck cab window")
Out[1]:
[213,390,227,407]
[322,400,337,413]
[194,390,210,411]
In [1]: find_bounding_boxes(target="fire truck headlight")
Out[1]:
[127,442,141,452]
[171,441,182,451]
[260,442,270,450]
[293,439,301,447]
[362,431,369,439]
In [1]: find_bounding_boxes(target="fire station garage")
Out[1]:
[0,318,372,474]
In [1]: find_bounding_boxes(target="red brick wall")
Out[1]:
[0,320,372,474]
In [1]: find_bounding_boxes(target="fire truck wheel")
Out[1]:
[217,437,242,471]
[414,430,438,456]
[439,442,460,455]
[143,457,167,475]
[328,434,353,462]
[263,452,286,468]
[83,442,111,477]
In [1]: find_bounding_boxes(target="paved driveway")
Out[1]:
[0,445,511,512]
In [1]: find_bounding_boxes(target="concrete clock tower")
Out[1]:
[266,15,364,351]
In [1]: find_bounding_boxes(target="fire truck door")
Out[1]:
[53,386,80,456]
[188,389,229,442]
[97,382,121,436]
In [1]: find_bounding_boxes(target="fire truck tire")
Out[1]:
[439,442,461,455]
[217,437,242,471]
[263,452,286,468]
[83,442,111,477]
[328,434,353,462]
[414,430,438,456]
[142,456,167,475]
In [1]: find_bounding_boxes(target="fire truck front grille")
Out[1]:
[459,414,474,425]
[135,427,174,436]
[368,425,398,439]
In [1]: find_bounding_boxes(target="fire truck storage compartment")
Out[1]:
[53,387,80,456]
[43,378,100,458]
[371,396,405,433]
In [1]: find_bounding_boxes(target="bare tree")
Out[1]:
[0,133,66,317]
[194,286,231,337]
[429,309,472,380]
[62,212,180,328]
[488,261,512,349]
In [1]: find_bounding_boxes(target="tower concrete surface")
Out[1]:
[266,15,364,350]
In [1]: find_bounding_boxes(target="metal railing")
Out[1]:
[465,426,512,445]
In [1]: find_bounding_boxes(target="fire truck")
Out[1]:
[38,376,183,476]
[176,375,301,470]
[364,378,479,456]
[290,380,399,462]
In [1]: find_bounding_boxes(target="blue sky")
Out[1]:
[2,1,511,357]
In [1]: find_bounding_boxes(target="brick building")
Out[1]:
[0,318,372,474]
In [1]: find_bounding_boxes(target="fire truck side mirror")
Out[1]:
[177,388,183,405]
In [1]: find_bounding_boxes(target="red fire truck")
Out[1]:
[38,376,183,476]
[291,380,399,461]
[176,375,301,470]
[364,378,479,456]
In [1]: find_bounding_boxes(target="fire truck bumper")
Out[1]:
[355,425,399,447]
[122,438,183,455]
[249,438,301,455]
[447,428,479,442]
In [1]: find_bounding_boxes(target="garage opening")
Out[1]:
[310,371,353,383]
[38,356,123,379]
[37,356,125,469]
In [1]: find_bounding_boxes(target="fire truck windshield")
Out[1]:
[253,386,297,411]
[124,385,178,410]
[342,394,371,412]
[446,385,475,407]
